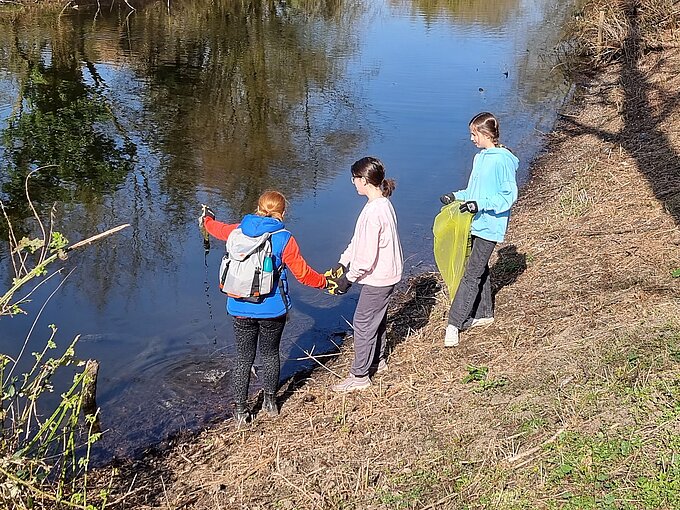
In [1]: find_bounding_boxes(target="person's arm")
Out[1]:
[338,237,354,268]
[344,216,381,283]
[281,236,326,288]
[475,161,518,214]
[203,217,238,241]
[453,188,468,201]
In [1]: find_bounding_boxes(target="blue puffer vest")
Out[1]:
[226,214,292,319]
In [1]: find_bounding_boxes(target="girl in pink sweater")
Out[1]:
[330,157,403,393]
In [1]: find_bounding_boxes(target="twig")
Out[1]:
[507,427,566,464]
[297,345,343,379]
[160,475,171,508]
[419,491,457,510]
[292,352,341,361]
[59,0,75,16]
[68,223,131,251]
[293,341,342,379]
[340,315,354,330]
[273,472,322,509]
[0,224,131,315]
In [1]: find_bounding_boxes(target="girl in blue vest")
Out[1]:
[201,190,328,426]
[439,112,519,347]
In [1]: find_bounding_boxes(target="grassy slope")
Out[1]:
[99,4,680,510]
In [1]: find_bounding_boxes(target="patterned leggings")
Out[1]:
[232,315,286,404]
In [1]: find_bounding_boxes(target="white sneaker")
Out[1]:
[370,358,388,375]
[331,373,371,393]
[444,325,459,347]
[469,317,495,329]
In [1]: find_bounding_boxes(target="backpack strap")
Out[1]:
[270,229,291,312]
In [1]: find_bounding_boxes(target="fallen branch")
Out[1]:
[507,427,566,464]
[1,224,131,314]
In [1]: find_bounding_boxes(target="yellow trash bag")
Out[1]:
[433,202,473,302]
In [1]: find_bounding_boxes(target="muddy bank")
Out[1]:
[94,6,680,510]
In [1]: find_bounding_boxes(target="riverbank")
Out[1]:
[96,5,680,509]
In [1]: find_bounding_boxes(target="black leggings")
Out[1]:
[232,315,286,403]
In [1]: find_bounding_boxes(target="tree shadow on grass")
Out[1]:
[558,8,680,224]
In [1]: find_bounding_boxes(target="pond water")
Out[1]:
[0,0,572,458]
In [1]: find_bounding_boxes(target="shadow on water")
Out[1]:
[558,6,680,225]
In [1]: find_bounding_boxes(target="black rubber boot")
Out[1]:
[262,392,279,417]
[234,402,249,428]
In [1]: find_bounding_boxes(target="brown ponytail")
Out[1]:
[469,112,500,146]
[350,157,396,197]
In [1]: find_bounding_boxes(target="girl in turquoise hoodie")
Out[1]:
[439,112,519,347]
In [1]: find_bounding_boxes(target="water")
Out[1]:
[0,0,573,458]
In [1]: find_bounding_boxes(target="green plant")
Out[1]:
[0,170,128,509]
[463,365,488,383]
[559,172,595,218]
[463,365,508,392]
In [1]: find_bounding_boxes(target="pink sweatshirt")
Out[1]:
[339,197,403,287]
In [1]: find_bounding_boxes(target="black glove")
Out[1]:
[324,272,351,295]
[439,193,456,205]
[459,201,479,214]
[331,263,348,279]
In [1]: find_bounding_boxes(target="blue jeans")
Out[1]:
[448,236,496,329]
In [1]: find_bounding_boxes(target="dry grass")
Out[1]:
[560,0,680,72]
[93,3,680,509]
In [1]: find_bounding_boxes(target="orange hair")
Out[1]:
[256,190,286,221]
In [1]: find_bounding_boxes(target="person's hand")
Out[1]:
[199,204,215,227]
[325,272,351,295]
[459,201,479,214]
[325,275,338,294]
[439,193,456,205]
[330,263,348,279]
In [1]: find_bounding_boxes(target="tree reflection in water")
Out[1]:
[391,0,521,26]
[0,0,366,306]
[1,21,136,216]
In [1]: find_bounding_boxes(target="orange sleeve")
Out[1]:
[282,236,326,289]
[204,217,238,241]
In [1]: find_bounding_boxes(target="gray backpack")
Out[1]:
[219,228,286,302]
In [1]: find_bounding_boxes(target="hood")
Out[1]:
[239,214,285,237]
[483,147,520,167]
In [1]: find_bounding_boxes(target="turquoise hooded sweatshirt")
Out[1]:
[454,147,519,243]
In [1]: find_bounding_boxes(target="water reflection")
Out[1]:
[119,0,364,216]
[0,0,366,296]
[391,0,521,25]
[0,21,135,216]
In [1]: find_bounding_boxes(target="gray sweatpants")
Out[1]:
[350,284,395,378]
